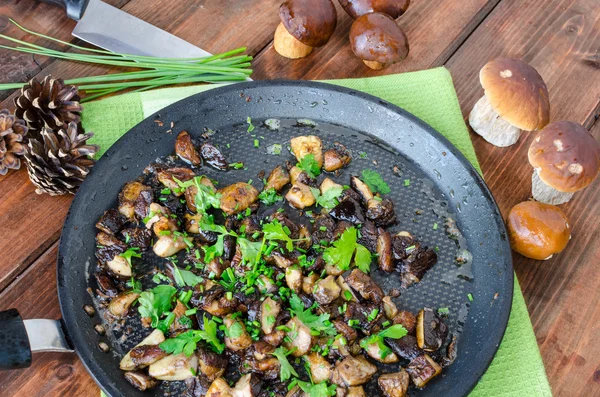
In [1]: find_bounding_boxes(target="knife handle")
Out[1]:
[39,0,90,21]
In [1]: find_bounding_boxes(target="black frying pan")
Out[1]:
[0,81,513,396]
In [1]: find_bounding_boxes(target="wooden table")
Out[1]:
[0,0,598,395]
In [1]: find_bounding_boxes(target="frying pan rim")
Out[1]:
[57,79,513,397]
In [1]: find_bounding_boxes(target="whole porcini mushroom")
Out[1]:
[349,12,409,70]
[339,0,410,19]
[469,58,550,147]
[274,0,337,59]
[506,201,570,260]
[528,121,600,205]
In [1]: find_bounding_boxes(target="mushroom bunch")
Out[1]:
[274,0,411,69]
[467,58,600,260]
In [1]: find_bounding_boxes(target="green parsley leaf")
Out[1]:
[120,247,142,267]
[127,277,142,293]
[160,315,225,356]
[297,153,321,179]
[354,244,372,273]
[258,188,283,206]
[137,285,177,331]
[203,234,224,263]
[175,176,221,213]
[295,379,337,397]
[360,324,408,359]
[271,347,298,382]
[310,185,343,209]
[152,272,171,284]
[238,237,264,264]
[263,220,294,251]
[289,294,336,336]
[172,265,204,288]
[361,169,391,194]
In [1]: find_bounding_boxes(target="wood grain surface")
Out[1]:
[0,0,598,396]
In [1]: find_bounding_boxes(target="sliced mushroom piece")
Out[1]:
[265,165,291,192]
[416,308,448,351]
[124,371,158,391]
[290,135,324,167]
[95,272,118,298]
[332,355,378,387]
[175,130,201,166]
[197,348,228,381]
[377,230,394,272]
[336,276,358,302]
[121,228,152,250]
[96,209,126,235]
[184,376,212,397]
[346,269,384,303]
[157,167,196,196]
[391,311,417,335]
[320,177,343,195]
[333,320,358,342]
[406,354,442,388]
[361,338,398,364]
[205,377,233,397]
[302,273,320,295]
[200,142,229,171]
[232,373,262,397]
[108,291,139,317]
[357,220,378,252]
[120,329,165,371]
[261,297,281,335]
[378,369,409,397]
[145,203,178,236]
[324,143,352,172]
[382,296,398,319]
[118,181,152,219]
[263,328,285,347]
[347,386,367,397]
[285,183,316,209]
[153,235,189,258]
[184,212,203,234]
[305,352,332,383]
[400,247,437,289]
[285,265,303,293]
[296,224,312,250]
[148,352,198,381]
[282,317,312,357]
[106,255,132,278]
[219,182,259,215]
[367,198,397,227]
[350,176,374,203]
[224,314,253,351]
[289,166,308,185]
[385,334,421,361]
[171,300,193,334]
[257,275,278,294]
[130,344,169,368]
[184,176,217,213]
[313,275,341,305]
[329,197,365,225]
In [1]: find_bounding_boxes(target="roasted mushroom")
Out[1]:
[406,354,442,388]
[219,182,259,215]
[366,198,396,227]
[129,344,169,368]
[349,13,409,70]
[264,165,291,192]
[200,142,229,171]
[385,334,421,361]
[391,311,417,335]
[323,142,352,172]
[285,265,303,293]
[331,355,378,387]
[346,269,383,303]
[224,314,253,351]
[121,227,152,250]
[361,338,399,363]
[261,297,282,335]
[205,378,232,396]
[153,234,189,257]
[416,308,448,351]
[118,181,152,219]
[108,291,140,317]
[148,353,199,381]
[305,352,332,383]
[197,348,228,381]
[469,58,550,147]
[282,317,312,357]
[274,0,337,59]
[157,167,196,196]
[95,209,126,235]
[382,296,398,319]
[399,247,437,288]
[290,135,324,168]
[330,196,365,225]
[175,130,201,166]
[378,369,409,397]
[313,275,341,305]
[285,183,316,209]
[124,371,158,391]
[528,121,600,204]
[120,329,165,371]
[377,230,394,272]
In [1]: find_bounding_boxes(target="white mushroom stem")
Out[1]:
[273,22,313,59]
[531,170,574,205]
[469,95,521,147]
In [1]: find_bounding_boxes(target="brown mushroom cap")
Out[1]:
[349,12,409,67]
[279,0,337,47]
[480,58,550,131]
[506,201,570,260]
[339,0,410,19]
[528,121,600,192]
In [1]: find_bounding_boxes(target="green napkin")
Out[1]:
[87,67,551,397]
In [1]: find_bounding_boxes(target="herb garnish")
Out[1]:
[310,185,343,209]
[138,285,177,331]
[271,346,299,382]
[172,265,204,288]
[121,247,142,267]
[289,294,336,336]
[297,153,321,179]
[159,315,225,355]
[258,188,283,206]
[323,227,372,272]
[359,324,408,359]
[361,169,391,194]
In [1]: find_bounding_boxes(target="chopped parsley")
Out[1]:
[137,285,177,331]
[361,169,391,194]
[297,153,321,179]
[292,379,337,397]
[120,247,142,267]
[310,185,343,209]
[271,346,298,382]
[174,176,221,213]
[159,315,224,355]
[437,307,449,315]
[263,220,294,251]
[172,265,204,288]
[323,227,371,272]
[404,179,411,187]
[289,294,336,336]
[360,324,408,359]
[229,162,244,169]
[258,188,283,206]
[247,117,255,133]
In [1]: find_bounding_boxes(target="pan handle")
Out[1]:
[0,309,73,370]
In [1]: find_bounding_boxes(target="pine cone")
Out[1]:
[24,122,99,195]
[14,75,82,132]
[0,109,29,175]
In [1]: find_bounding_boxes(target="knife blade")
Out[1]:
[40,0,212,58]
